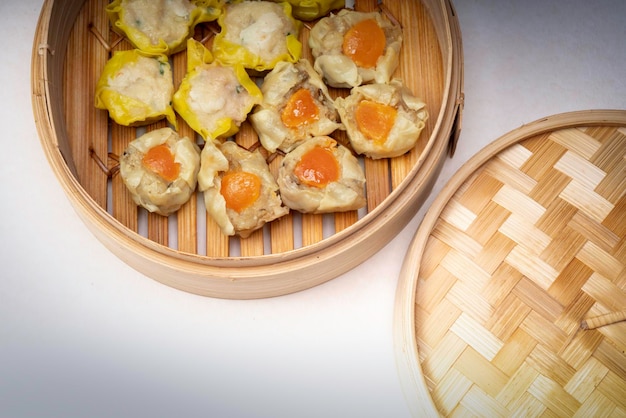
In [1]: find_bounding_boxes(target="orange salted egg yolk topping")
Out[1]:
[281,88,320,128]
[220,171,262,212]
[142,144,180,182]
[355,100,397,143]
[294,146,340,188]
[342,18,386,68]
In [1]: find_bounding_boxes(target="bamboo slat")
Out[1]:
[206,214,229,257]
[268,153,295,253]
[64,0,109,207]
[302,214,324,246]
[395,110,626,417]
[110,120,137,230]
[172,48,198,254]
[32,0,463,298]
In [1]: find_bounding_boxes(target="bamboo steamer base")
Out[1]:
[394,110,626,417]
[31,0,463,298]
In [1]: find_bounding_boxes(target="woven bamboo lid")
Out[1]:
[394,110,626,416]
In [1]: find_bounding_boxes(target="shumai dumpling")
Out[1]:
[120,127,201,216]
[198,140,288,238]
[335,80,428,159]
[106,0,223,55]
[95,49,176,127]
[173,39,263,141]
[309,9,402,88]
[267,0,344,21]
[278,136,366,214]
[212,0,302,72]
[249,60,343,154]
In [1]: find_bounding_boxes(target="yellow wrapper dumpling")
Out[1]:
[309,9,402,88]
[106,0,223,55]
[335,80,428,159]
[212,1,302,72]
[198,140,288,237]
[267,0,344,21]
[120,127,201,216]
[173,39,263,142]
[278,136,366,214]
[95,49,177,127]
[249,59,343,154]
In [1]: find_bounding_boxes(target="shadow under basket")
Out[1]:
[32,0,463,299]
[394,110,626,417]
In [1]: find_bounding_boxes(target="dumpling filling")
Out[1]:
[119,127,201,216]
[106,0,222,54]
[278,136,366,214]
[212,1,302,71]
[249,60,343,153]
[173,39,262,141]
[95,50,176,127]
[198,141,288,237]
[309,9,402,88]
[335,80,428,159]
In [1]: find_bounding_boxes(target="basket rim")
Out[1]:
[393,108,626,416]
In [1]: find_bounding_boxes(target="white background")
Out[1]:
[1,1,625,417]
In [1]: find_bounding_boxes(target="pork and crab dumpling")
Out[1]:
[95,49,177,127]
[278,136,366,214]
[308,9,402,88]
[106,0,223,55]
[173,39,263,141]
[249,60,343,154]
[198,141,289,238]
[335,80,428,159]
[120,127,201,216]
[212,0,302,72]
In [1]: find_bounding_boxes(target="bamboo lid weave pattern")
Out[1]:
[395,110,626,417]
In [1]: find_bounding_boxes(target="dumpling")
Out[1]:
[277,136,366,214]
[308,9,402,88]
[173,39,263,141]
[106,0,223,55]
[267,0,344,21]
[334,80,428,159]
[119,127,201,216]
[198,140,288,238]
[212,0,302,72]
[95,49,177,127]
[249,59,343,154]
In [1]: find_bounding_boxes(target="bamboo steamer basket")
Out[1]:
[31,0,463,299]
[394,110,626,416]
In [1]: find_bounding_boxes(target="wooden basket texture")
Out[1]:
[394,110,626,417]
[31,0,463,298]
